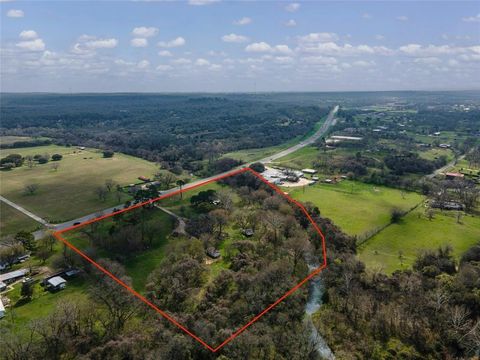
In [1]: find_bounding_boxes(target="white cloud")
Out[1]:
[132,26,159,38]
[245,42,273,53]
[298,41,394,57]
[137,60,150,69]
[156,64,173,71]
[362,13,372,19]
[301,56,338,65]
[233,17,251,25]
[171,58,191,65]
[131,38,148,47]
[399,44,466,57]
[375,35,385,41]
[352,60,375,67]
[298,32,339,43]
[158,37,185,48]
[273,56,294,64]
[209,64,222,71]
[195,58,210,66]
[85,38,118,49]
[396,16,409,22]
[245,42,293,55]
[188,0,220,5]
[16,38,45,51]
[7,9,24,18]
[413,57,441,64]
[19,30,38,40]
[222,33,248,43]
[285,3,300,12]
[447,59,459,67]
[462,13,480,23]
[158,50,173,57]
[284,19,296,27]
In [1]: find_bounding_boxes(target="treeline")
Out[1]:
[0,94,328,174]
[316,243,480,359]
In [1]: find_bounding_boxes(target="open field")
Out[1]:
[0,136,34,145]
[270,146,319,169]
[418,147,454,162]
[1,201,39,237]
[0,145,162,222]
[286,180,424,237]
[358,208,480,274]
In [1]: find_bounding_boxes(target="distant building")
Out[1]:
[439,144,451,149]
[324,179,333,183]
[206,247,221,259]
[46,276,67,291]
[0,281,6,292]
[445,172,465,180]
[302,168,317,175]
[433,132,441,136]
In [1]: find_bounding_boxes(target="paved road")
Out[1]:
[0,195,50,226]
[260,105,339,163]
[1,105,339,236]
[426,154,465,179]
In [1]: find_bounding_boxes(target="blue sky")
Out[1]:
[1,1,479,92]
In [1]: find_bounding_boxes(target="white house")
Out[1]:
[47,276,67,291]
[302,168,317,175]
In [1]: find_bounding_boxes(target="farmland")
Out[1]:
[0,201,39,237]
[286,180,423,237]
[0,145,163,222]
[358,208,480,273]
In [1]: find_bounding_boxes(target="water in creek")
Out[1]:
[305,265,335,360]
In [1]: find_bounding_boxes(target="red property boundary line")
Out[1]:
[53,167,328,352]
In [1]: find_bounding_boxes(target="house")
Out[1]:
[433,132,441,136]
[430,200,464,211]
[0,298,5,318]
[302,168,317,175]
[324,179,333,183]
[0,269,28,284]
[77,146,86,150]
[439,143,451,149]
[445,172,465,180]
[206,247,221,259]
[46,276,67,291]
[243,229,254,237]
[312,176,319,181]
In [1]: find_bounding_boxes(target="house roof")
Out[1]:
[0,269,28,282]
[0,298,4,312]
[47,276,66,287]
[445,172,464,178]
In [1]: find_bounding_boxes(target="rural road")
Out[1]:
[260,105,339,163]
[426,154,465,179]
[1,105,339,237]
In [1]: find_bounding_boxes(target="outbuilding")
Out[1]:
[0,269,28,284]
[302,168,317,175]
[46,276,67,291]
[206,247,221,259]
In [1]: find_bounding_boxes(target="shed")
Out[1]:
[47,276,67,291]
[445,172,465,180]
[206,247,221,259]
[302,168,317,175]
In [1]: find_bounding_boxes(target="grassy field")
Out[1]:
[271,146,320,169]
[286,180,424,237]
[1,201,39,237]
[0,145,163,222]
[358,208,480,273]
[418,147,454,162]
[0,136,35,145]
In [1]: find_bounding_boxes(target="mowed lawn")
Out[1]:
[0,145,159,222]
[1,201,39,237]
[271,146,319,169]
[286,180,424,237]
[358,208,480,274]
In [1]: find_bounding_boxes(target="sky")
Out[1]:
[1,0,479,92]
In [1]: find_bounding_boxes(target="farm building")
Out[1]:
[46,276,67,291]
[302,168,317,175]
[0,281,6,292]
[0,269,28,284]
[445,172,465,180]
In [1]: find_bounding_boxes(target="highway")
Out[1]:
[2,105,339,237]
